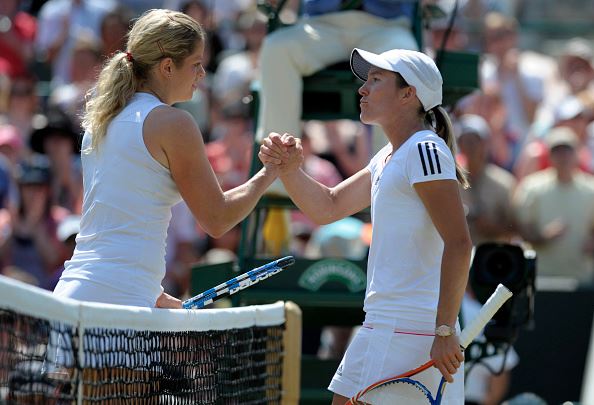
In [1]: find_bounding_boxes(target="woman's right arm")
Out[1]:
[146,107,278,238]
[260,133,371,225]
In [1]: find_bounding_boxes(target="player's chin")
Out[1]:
[359,112,374,125]
[359,112,368,124]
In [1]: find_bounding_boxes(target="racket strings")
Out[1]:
[358,378,434,404]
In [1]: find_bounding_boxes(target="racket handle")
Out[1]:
[459,284,513,349]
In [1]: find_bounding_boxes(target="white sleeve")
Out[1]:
[406,137,457,186]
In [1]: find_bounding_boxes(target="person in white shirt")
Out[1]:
[53,9,282,309]
[259,48,473,404]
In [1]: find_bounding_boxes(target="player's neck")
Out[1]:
[383,119,426,152]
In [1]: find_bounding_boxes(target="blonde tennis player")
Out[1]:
[53,9,285,309]
[260,48,472,404]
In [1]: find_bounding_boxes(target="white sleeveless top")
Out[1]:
[364,130,457,325]
[57,93,182,306]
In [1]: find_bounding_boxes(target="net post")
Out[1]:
[282,301,302,405]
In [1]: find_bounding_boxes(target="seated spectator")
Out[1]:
[205,100,253,191]
[29,106,82,212]
[514,96,593,179]
[455,114,517,245]
[513,127,594,286]
[99,5,134,59]
[558,37,594,98]
[0,0,37,79]
[479,12,552,170]
[2,73,41,147]
[35,0,116,86]
[51,213,80,288]
[0,123,25,168]
[49,35,103,125]
[4,155,67,290]
[164,201,204,299]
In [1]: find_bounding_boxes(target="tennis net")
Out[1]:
[0,275,288,404]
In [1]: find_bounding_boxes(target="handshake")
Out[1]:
[258,132,304,177]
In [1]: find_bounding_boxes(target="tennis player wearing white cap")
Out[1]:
[259,48,472,404]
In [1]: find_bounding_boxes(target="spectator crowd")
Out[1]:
[0,0,593,296]
[0,0,593,403]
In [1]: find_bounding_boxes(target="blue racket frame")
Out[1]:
[182,256,295,309]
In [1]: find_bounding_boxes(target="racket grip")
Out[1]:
[459,284,513,349]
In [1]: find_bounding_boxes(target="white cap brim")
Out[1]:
[350,48,394,81]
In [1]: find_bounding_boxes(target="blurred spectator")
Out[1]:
[99,5,134,58]
[174,0,222,134]
[2,73,41,147]
[316,120,371,179]
[212,8,266,134]
[0,0,37,79]
[455,114,517,245]
[205,101,253,191]
[35,0,116,86]
[288,122,344,244]
[49,35,103,124]
[212,10,267,121]
[0,73,10,113]
[514,96,593,179]
[301,122,344,189]
[163,201,204,299]
[0,123,25,167]
[29,106,82,212]
[4,154,66,290]
[479,12,552,170]
[427,0,470,53]
[255,0,419,142]
[52,213,80,285]
[513,127,594,286]
[0,124,21,211]
[558,37,594,98]
[180,0,225,73]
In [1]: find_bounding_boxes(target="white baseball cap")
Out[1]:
[57,215,81,242]
[457,114,491,140]
[350,48,443,111]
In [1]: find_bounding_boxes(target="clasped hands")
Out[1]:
[259,132,304,176]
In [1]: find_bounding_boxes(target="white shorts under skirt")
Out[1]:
[328,318,464,404]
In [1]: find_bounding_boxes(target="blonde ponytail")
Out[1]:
[82,53,138,151]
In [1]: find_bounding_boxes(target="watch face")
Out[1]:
[436,325,455,336]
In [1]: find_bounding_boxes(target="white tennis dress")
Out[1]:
[328,130,464,403]
[54,93,182,307]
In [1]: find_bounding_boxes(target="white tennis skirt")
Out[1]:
[328,317,464,404]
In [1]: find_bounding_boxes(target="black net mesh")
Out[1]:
[0,308,284,404]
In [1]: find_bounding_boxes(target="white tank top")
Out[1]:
[59,93,182,305]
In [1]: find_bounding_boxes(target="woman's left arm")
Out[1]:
[155,291,182,309]
[414,179,473,382]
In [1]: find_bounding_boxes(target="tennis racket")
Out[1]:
[182,256,295,309]
[347,283,513,405]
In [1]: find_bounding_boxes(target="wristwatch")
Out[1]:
[435,325,456,337]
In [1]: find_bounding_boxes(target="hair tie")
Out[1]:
[125,51,134,62]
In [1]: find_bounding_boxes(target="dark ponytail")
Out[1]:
[426,106,469,189]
